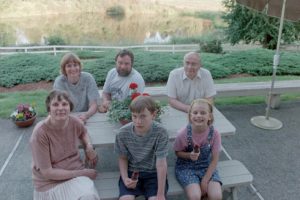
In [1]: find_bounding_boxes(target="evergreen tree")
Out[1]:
[222,0,300,49]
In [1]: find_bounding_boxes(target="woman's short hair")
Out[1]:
[188,98,214,125]
[60,53,82,76]
[114,49,134,65]
[130,96,156,114]
[45,90,74,112]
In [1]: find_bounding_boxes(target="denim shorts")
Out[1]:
[175,167,222,188]
[119,171,168,199]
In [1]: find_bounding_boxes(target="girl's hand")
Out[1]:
[200,176,210,196]
[190,151,200,161]
[124,177,138,189]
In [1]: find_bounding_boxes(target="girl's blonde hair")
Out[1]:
[188,98,214,125]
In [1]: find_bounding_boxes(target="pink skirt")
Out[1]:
[34,176,100,200]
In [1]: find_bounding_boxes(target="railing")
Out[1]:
[0,44,200,56]
[1,43,298,56]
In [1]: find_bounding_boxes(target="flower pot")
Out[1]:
[119,119,131,125]
[14,115,36,128]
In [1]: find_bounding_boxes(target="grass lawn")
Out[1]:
[1,75,300,119]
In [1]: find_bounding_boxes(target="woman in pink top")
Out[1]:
[30,90,100,200]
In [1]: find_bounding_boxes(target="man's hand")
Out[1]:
[98,101,110,113]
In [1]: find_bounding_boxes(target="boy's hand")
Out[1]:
[190,151,200,161]
[124,177,138,189]
[155,194,166,200]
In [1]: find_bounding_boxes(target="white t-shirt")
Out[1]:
[103,68,145,100]
[166,67,216,105]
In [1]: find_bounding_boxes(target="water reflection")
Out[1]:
[0,12,212,46]
[144,32,171,44]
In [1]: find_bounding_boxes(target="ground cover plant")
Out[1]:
[0,76,300,119]
[1,49,300,88]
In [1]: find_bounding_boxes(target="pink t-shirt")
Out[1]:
[173,126,221,153]
[30,116,86,192]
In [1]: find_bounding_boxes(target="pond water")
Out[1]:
[0,12,213,46]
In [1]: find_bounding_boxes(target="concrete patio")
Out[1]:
[0,100,299,200]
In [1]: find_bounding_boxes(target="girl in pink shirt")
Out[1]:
[174,99,222,200]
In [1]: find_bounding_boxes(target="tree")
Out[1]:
[222,0,300,49]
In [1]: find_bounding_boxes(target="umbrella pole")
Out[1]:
[250,0,286,130]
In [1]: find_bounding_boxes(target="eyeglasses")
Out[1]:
[184,61,199,68]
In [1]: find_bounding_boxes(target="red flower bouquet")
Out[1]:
[108,82,163,124]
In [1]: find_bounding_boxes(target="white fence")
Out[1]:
[0,44,200,56]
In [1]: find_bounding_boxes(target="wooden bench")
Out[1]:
[99,80,300,108]
[95,160,253,200]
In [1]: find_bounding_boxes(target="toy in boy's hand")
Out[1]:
[193,144,200,153]
[131,171,139,181]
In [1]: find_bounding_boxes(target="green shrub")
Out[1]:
[1,49,300,87]
[106,5,125,17]
[200,39,223,53]
[170,36,203,44]
[47,35,66,45]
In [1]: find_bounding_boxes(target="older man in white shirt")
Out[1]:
[166,52,216,113]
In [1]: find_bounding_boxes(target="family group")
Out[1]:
[30,49,222,200]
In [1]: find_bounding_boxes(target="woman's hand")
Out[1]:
[81,169,98,180]
[78,114,88,124]
[85,146,98,169]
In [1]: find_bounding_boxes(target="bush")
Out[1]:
[106,5,125,17]
[1,49,300,87]
[200,39,222,53]
[47,35,66,45]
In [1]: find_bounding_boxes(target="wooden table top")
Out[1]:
[80,106,236,148]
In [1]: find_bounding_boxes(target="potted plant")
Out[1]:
[10,103,37,128]
[108,82,163,125]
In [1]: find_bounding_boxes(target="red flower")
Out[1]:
[129,82,138,90]
[142,93,150,96]
[131,92,141,100]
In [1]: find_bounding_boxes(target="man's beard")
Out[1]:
[117,68,131,77]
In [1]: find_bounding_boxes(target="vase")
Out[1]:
[119,119,131,125]
[14,115,36,128]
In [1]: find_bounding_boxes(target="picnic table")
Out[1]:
[79,106,236,148]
